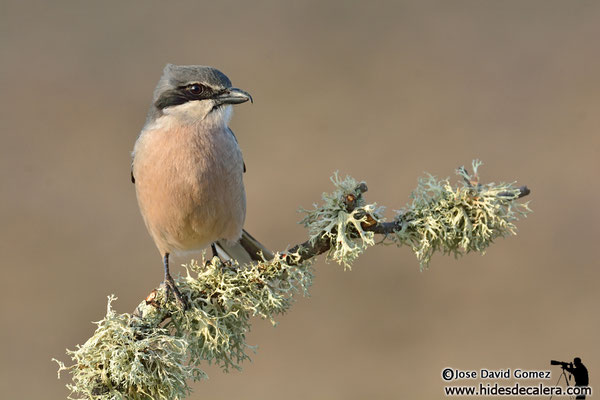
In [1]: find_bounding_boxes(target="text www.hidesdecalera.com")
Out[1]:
[442,368,592,397]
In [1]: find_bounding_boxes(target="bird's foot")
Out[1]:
[205,254,235,269]
[205,242,235,269]
[164,274,189,310]
[205,255,220,268]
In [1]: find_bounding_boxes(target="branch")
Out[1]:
[284,184,529,265]
[285,173,530,267]
[55,160,531,400]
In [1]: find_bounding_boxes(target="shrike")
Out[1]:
[131,64,270,308]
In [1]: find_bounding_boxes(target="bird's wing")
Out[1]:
[216,229,274,266]
[227,128,246,173]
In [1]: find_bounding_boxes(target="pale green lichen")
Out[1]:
[391,160,531,268]
[54,296,195,400]
[174,255,313,373]
[56,255,313,400]
[300,172,384,268]
[56,161,530,399]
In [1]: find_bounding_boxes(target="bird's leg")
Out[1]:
[206,243,222,267]
[207,242,235,269]
[163,253,188,309]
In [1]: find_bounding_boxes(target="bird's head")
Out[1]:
[147,64,252,125]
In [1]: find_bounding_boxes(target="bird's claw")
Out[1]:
[205,255,236,270]
[164,276,189,310]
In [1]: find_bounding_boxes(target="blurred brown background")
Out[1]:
[1,0,599,398]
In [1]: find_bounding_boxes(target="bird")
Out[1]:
[131,64,271,308]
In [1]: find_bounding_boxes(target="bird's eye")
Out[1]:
[187,84,206,95]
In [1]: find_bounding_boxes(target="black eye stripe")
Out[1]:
[154,89,189,110]
[154,84,217,110]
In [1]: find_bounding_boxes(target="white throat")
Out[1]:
[162,101,233,128]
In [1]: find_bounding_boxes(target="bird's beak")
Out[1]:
[214,88,253,105]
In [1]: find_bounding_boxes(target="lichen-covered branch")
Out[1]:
[285,183,529,266]
[55,160,531,400]
[288,161,530,269]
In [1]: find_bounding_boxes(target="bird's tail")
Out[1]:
[216,229,274,266]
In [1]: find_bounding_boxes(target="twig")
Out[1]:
[281,183,530,266]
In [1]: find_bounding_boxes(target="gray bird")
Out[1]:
[132,64,271,308]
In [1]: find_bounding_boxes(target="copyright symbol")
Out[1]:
[442,368,454,381]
